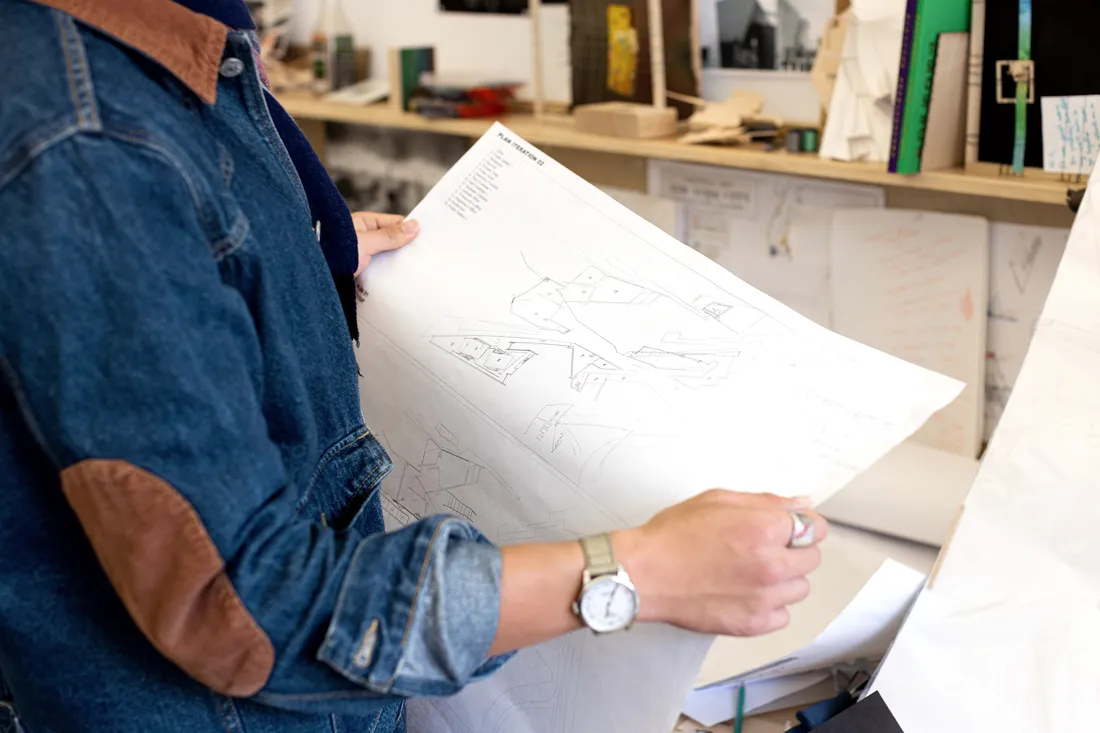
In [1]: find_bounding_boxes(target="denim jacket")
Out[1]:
[0,1,509,731]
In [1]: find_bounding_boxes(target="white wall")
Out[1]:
[293,0,572,102]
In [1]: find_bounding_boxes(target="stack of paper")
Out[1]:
[869,167,1100,731]
[355,124,962,733]
[684,524,934,727]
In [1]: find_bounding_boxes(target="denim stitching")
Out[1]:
[0,119,81,194]
[107,128,214,237]
[53,11,87,129]
[385,519,454,686]
[296,427,371,514]
[219,144,235,186]
[254,689,396,704]
[352,458,388,496]
[57,14,100,130]
[214,695,244,733]
[366,709,383,733]
[211,211,251,261]
[102,127,235,258]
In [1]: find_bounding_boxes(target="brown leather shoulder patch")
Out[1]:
[35,0,227,104]
[61,459,274,696]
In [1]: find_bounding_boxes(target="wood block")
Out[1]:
[921,32,969,172]
[573,102,678,139]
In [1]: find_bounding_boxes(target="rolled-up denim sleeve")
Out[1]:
[0,133,511,711]
[320,517,513,697]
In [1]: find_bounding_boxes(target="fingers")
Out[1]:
[354,214,420,276]
[758,506,828,548]
[352,211,406,232]
[733,606,791,637]
[360,220,419,256]
[700,489,815,512]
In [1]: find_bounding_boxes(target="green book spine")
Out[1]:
[894,0,972,175]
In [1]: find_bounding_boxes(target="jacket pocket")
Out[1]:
[297,426,393,536]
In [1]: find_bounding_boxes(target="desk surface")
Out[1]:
[279,92,1077,206]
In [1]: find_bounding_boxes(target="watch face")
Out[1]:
[579,576,638,633]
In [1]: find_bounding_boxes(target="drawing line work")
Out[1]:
[430,260,785,398]
[379,411,518,528]
[1009,235,1042,294]
[525,404,632,484]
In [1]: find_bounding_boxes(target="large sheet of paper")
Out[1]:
[869,171,1100,732]
[817,441,978,547]
[354,124,962,733]
[985,223,1069,442]
[648,160,884,328]
[694,525,936,690]
[831,210,990,457]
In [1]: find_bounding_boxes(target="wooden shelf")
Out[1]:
[279,92,1077,207]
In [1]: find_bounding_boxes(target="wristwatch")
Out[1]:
[572,533,640,634]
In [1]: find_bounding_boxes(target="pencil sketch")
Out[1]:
[429,335,538,384]
[1008,234,1043,295]
[430,261,781,400]
[378,411,517,528]
[525,404,632,483]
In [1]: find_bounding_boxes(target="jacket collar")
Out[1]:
[34,0,234,104]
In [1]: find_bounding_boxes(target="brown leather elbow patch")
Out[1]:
[61,460,274,697]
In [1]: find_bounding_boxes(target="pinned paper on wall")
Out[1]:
[598,186,683,239]
[830,211,990,458]
[1041,95,1100,175]
[985,223,1069,441]
[648,160,884,328]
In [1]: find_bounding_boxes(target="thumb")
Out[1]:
[360,219,419,258]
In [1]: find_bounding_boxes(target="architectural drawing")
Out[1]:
[429,335,537,384]
[358,124,964,733]
[525,404,631,484]
[378,411,517,528]
[431,262,778,401]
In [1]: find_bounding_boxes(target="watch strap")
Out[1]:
[580,533,619,577]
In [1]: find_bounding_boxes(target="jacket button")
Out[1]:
[220,58,245,78]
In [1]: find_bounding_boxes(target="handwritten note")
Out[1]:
[1041,95,1100,175]
[830,211,989,458]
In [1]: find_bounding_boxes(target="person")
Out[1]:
[0,1,828,731]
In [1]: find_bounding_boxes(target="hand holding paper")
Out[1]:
[355,124,963,733]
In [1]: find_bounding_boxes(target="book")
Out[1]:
[887,0,919,172]
[387,46,434,113]
[888,0,971,174]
